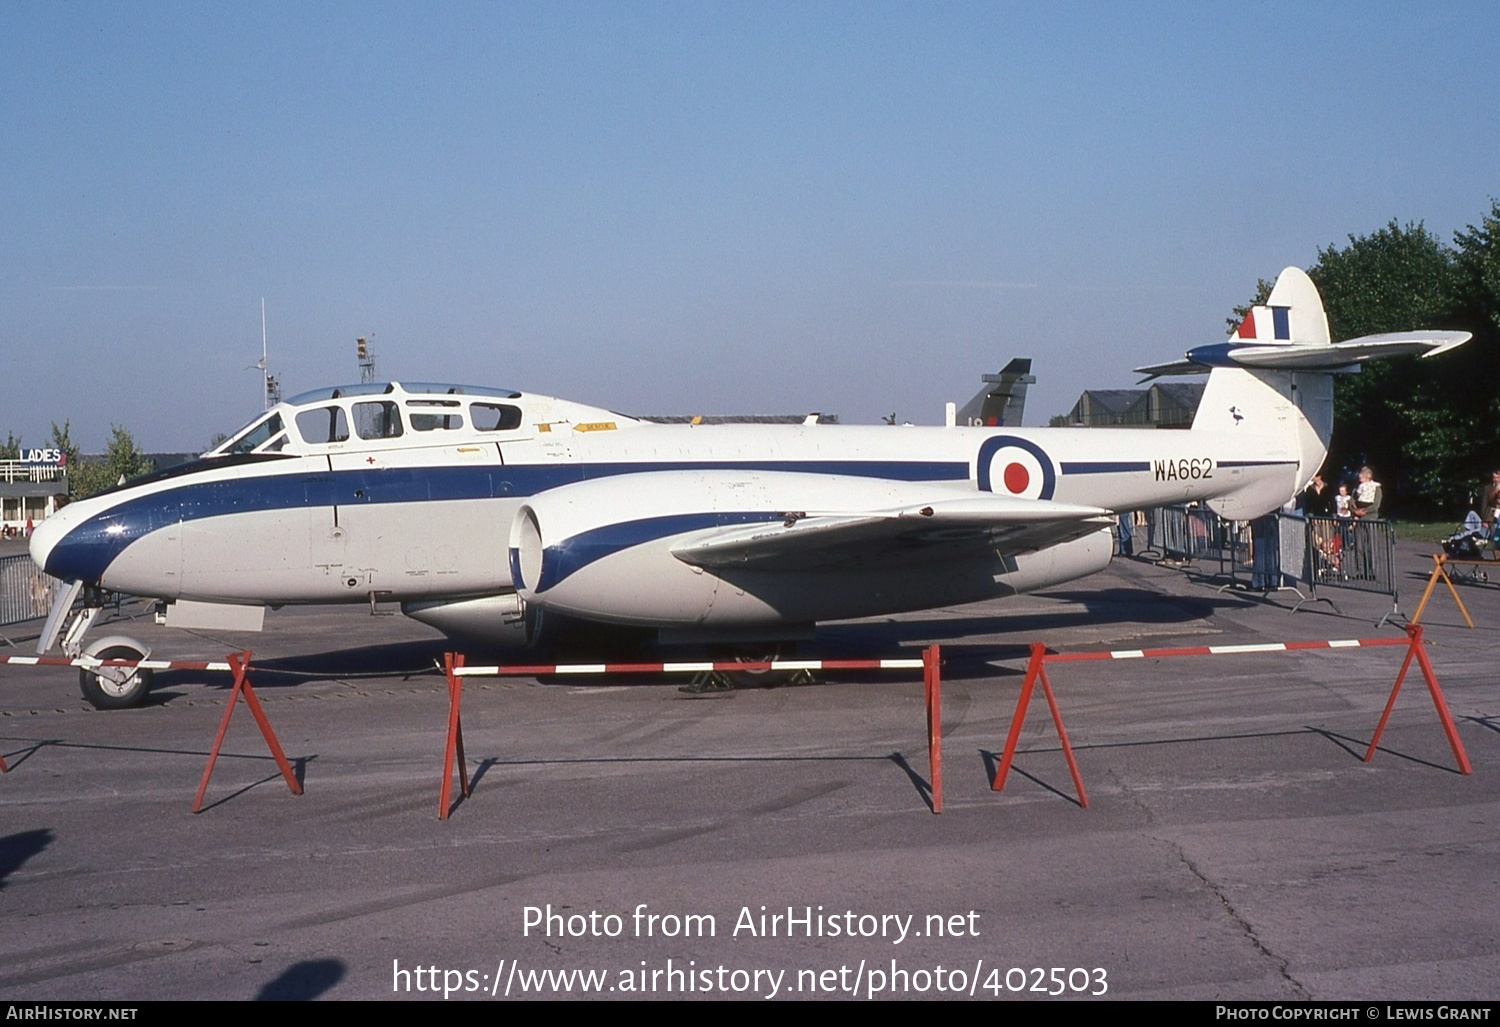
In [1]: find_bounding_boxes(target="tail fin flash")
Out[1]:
[957,358,1036,427]
[1233,267,1331,346]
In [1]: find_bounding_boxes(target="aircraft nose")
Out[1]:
[29,507,76,579]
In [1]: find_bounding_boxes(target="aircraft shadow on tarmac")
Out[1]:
[153,639,453,693]
[0,828,53,890]
[152,584,1242,692]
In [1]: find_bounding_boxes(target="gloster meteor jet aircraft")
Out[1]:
[29,268,1468,707]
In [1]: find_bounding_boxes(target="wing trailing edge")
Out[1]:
[672,495,1113,570]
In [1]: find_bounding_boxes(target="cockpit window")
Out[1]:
[296,405,351,444]
[353,400,404,440]
[402,382,523,399]
[285,383,391,405]
[225,414,285,455]
[407,399,464,432]
[470,403,523,432]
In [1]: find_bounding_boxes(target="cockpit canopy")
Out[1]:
[206,381,533,458]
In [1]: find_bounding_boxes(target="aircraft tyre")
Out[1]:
[713,643,801,689]
[78,642,154,710]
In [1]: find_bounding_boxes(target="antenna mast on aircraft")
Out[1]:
[357,335,377,384]
[254,298,281,411]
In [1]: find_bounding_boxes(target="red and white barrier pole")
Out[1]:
[192,651,303,813]
[923,644,942,813]
[993,642,1089,807]
[994,624,1471,808]
[438,651,471,820]
[1364,625,1472,774]
[439,651,938,818]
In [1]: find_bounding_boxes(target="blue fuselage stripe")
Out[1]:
[1060,461,1151,474]
[48,459,971,583]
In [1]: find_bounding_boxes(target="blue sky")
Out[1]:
[3,1,1496,451]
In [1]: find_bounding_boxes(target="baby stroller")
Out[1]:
[1441,512,1492,583]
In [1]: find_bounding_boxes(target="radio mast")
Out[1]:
[357,335,377,384]
[255,298,281,410]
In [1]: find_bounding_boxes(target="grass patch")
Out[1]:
[1391,519,1468,544]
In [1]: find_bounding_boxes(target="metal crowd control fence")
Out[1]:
[1150,510,1296,597]
[0,553,57,633]
[1219,515,1288,594]
[1292,516,1399,621]
[1146,505,1228,566]
[1143,509,1400,621]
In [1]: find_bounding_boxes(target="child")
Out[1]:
[1333,484,1353,520]
[1329,483,1353,574]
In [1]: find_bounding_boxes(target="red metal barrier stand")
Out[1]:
[438,652,471,820]
[192,651,303,813]
[1,752,9,773]
[1364,625,1473,775]
[1409,555,1475,629]
[923,644,942,813]
[992,643,1088,808]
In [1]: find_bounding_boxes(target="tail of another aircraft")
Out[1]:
[957,358,1036,427]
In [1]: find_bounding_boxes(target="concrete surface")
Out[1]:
[1,539,1496,1000]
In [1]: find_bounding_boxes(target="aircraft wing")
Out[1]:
[672,495,1114,571]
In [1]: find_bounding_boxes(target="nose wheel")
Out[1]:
[78,639,154,710]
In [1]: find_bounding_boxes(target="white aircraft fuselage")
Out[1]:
[29,368,1317,645]
[33,266,1465,658]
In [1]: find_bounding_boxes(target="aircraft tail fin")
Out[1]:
[1136,266,1470,379]
[1152,264,1469,519]
[1233,266,1331,347]
[1189,269,1337,519]
[956,358,1036,427]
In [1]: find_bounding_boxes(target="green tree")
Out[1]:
[1237,213,1499,513]
[0,431,20,460]
[50,420,79,469]
[1307,220,1466,510]
[1453,199,1500,333]
[1227,278,1273,332]
[1446,199,1500,505]
[69,425,154,499]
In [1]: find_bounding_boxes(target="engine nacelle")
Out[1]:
[402,592,539,647]
[509,471,1115,629]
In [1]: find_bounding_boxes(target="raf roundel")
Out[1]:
[976,435,1056,500]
